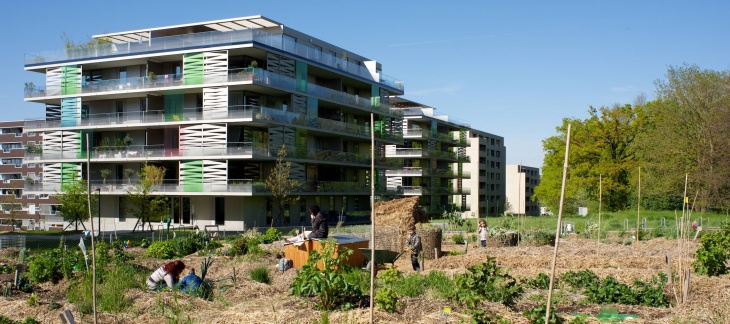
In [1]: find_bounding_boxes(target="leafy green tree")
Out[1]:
[56,179,97,231]
[265,145,301,226]
[535,101,649,212]
[126,164,168,232]
[640,65,730,211]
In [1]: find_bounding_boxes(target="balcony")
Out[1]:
[384,168,471,178]
[26,68,400,118]
[385,167,424,177]
[402,129,469,146]
[394,108,470,128]
[25,28,403,92]
[384,148,469,162]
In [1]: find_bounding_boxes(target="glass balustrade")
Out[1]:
[25,28,402,91]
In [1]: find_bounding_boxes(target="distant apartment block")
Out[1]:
[385,98,471,214]
[463,129,506,217]
[505,164,540,216]
[0,121,48,230]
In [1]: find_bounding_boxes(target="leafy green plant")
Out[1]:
[0,316,39,324]
[693,227,730,276]
[523,305,563,324]
[27,248,82,284]
[26,293,38,306]
[568,315,589,324]
[259,227,282,244]
[375,267,402,312]
[584,274,668,307]
[522,273,556,290]
[250,266,271,284]
[451,257,523,308]
[452,234,465,244]
[470,310,510,324]
[290,240,362,310]
[559,269,598,289]
[144,240,177,259]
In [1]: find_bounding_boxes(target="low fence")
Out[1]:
[0,235,25,250]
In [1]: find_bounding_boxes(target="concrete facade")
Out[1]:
[505,164,540,216]
[23,16,404,231]
[463,129,506,218]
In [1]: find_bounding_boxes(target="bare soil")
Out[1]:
[0,236,727,323]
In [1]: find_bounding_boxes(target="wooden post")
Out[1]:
[545,124,571,324]
[434,247,439,260]
[598,174,602,251]
[85,134,98,324]
[683,269,690,303]
[636,167,641,245]
[665,255,672,285]
[368,112,376,324]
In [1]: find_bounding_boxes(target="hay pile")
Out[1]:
[372,197,440,259]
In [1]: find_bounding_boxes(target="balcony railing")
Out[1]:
[385,167,424,176]
[25,28,403,91]
[384,168,471,178]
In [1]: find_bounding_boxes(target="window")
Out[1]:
[479,170,486,177]
[491,161,495,168]
[479,144,486,152]
[215,197,225,225]
[27,194,35,199]
[496,140,501,146]
[119,67,127,80]
[479,157,486,164]
[479,195,486,202]
[491,184,495,191]
[40,194,49,199]
[496,151,500,158]
[496,162,501,169]
[479,182,485,189]
[490,138,495,145]
[496,173,501,180]
[491,150,495,157]
[118,196,127,221]
[27,132,36,137]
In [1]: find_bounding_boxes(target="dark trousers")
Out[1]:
[481,240,487,248]
[410,253,420,271]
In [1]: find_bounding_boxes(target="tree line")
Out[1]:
[535,64,730,213]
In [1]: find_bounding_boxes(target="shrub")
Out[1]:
[0,317,39,324]
[523,305,563,324]
[693,228,730,276]
[231,235,262,256]
[290,240,362,310]
[27,248,82,284]
[451,257,523,308]
[259,227,282,244]
[522,273,556,290]
[559,269,598,289]
[144,240,177,259]
[68,262,142,314]
[452,234,465,245]
[525,230,556,246]
[250,266,271,284]
[375,267,402,313]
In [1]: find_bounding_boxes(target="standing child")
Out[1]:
[405,224,422,271]
[478,219,489,248]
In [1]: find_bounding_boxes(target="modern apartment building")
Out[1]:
[23,16,405,231]
[505,164,540,216]
[463,128,506,217]
[385,98,472,215]
[0,121,48,229]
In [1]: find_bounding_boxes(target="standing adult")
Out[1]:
[307,205,329,239]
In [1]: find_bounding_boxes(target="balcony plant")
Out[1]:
[24,142,42,154]
[148,72,157,85]
[123,168,136,186]
[24,82,36,96]
[99,169,112,190]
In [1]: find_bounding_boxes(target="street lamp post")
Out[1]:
[95,188,101,237]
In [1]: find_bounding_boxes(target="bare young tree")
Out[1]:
[265,145,301,226]
[127,163,168,232]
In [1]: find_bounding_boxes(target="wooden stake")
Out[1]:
[85,134,98,324]
[683,269,690,303]
[368,113,375,324]
[636,167,641,245]
[545,124,571,324]
[598,174,602,251]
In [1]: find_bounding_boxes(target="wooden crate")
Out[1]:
[284,235,369,269]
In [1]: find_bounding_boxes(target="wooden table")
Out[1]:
[283,235,369,269]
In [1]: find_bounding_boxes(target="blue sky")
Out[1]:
[1,1,729,168]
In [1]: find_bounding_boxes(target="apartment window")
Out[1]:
[490,138,495,145]
[490,161,495,168]
[479,195,486,202]
[118,196,127,221]
[496,140,501,146]
[479,144,486,152]
[496,151,501,158]
[490,172,495,180]
[479,182,485,189]
[496,173,500,180]
[40,194,49,199]
[119,67,127,80]
[479,170,486,177]
[491,150,495,157]
[491,184,495,191]
[27,194,35,199]
[479,157,486,164]
[215,197,225,225]
[496,162,501,169]
[27,132,36,137]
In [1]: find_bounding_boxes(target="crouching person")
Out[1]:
[147,260,185,291]
[177,269,203,294]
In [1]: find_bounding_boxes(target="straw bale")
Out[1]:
[373,196,427,228]
[418,225,442,259]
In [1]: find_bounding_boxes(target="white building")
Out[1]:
[463,129,506,217]
[505,164,540,216]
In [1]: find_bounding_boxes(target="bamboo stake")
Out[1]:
[598,174,602,251]
[545,124,571,324]
[636,167,641,245]
[85,134,98,324]
[368,113,375,324]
